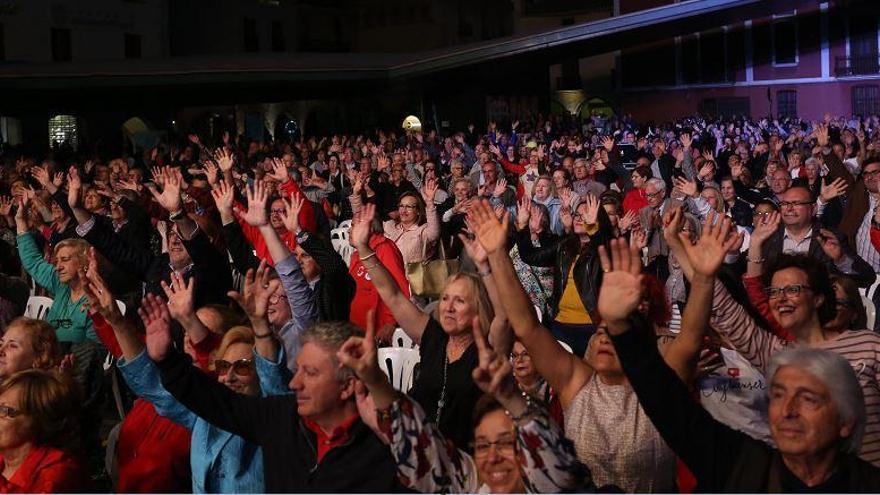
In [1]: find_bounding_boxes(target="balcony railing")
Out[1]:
[522,0,612,16]
[835,55,880,77]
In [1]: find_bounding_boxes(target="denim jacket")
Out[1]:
[119,348,289,493]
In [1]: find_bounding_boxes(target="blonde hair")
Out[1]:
[701,186,725,213]
[210,326,255,372]
[53,238,89,267]
[443,272,495,334]
[0,369,80,447]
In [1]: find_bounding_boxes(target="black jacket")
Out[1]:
[297,231,355,322]
[157,352,404,493]
[515,207,612,321]
[759,222,876,288]
[611,323,880,492]
[82,217,232,307]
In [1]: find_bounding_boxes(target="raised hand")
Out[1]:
[601,136,615,152]
[492,177,508,198]
[468,199,509,255]
[459,225,489,268]
[515,195,531,230]
[352,171,365,196]
[281,193,305,233]
[678,212,742,278]
[673,177,698,198]
[0,196,14,218]
[818,229,845,263]
[268,158,290,183]
[471,316,517,399]
[597,238,645,326]
[214,148,235,172]
[350,203,376,249]
[83,250,123,324]
[241,180,269,227]
[618,209,638,233]
[680,133,692,149]
[146,167,182,213]
[337,309,387,388]
[583,194,600,225]
[421,177,438,205]
[819,177,848,203]
[203,161,220,186]
[210,180,234,216]
[750,210,781,246]
[160,271,196,322]
[139,293,173,362]
[30,166,52,189]
[815,123,829,148]
[560,204,573,233]
[228,260,280,321]
[630,228,647,250]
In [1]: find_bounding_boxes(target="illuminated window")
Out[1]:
[48,114,78,149]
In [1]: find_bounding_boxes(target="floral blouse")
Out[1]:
[378,395,590,493]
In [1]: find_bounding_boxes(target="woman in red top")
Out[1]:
[0,369,86,493]
[621,165,652,214]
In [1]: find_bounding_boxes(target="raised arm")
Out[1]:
[350,203,429,341]
[460,225,511,357]
[472,199,592,405]
[227,261,281,361]
[662,212,743,384]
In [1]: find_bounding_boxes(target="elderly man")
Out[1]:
[152,321,405,492]
[757,185,875,287]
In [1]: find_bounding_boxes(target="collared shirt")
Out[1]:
[302,414,360,464]
[857,195,880,272]
[782,227,812,255]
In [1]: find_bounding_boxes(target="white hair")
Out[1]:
[767,347,866,454]
[646,178,666,192]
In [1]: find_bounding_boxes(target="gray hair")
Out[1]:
[646,177,666,193]
[299,321,362,381]
[804,157,822,168]
[767,347,865,454]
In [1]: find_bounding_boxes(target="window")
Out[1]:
[772,14,797,65]
[124,33,141,59]
[243,18,259,52]
[777,90,797,118]
[48,115,78,150]
[853,85,880,116]
[51,28,71,62]
[271,21,285,51]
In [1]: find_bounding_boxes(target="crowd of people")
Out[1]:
[0,110,880,492]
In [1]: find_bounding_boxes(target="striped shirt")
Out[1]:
[856,195,880,272]
[711,282,880,466]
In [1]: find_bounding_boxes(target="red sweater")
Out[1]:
[90,314,193,493]
[0,446,86,493]
[236,180,317,265]
[349,234,410,331]
[622,188,648,214]
[741,275,795,342]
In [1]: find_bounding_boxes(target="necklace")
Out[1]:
[435,354,448,423]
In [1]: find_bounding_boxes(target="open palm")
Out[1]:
[679,212,740,277]
[597,238,645,323]
[467,199,508,254]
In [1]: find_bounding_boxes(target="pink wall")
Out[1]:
[620,79,879,122]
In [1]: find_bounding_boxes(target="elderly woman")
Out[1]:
[0,318,61,379]
[15,197,95,344]
[622,165,652,214]
[350,202,508,450]
[338,318,589,493]
[350,177,440,266]
[530,176,563,235]
[0,369,86,492]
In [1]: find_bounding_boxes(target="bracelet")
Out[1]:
[478,267,492,277]
[747,256,766,264]
[360,251,377,262]
[169,209,186,222]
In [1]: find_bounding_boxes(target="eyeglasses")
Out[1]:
[51,318,72,329]
[509,351,530,361]
[473,438,516,458]
[778,200,813,209]
[398,204,418,210]
[646,191,663,199]
[269,292,289,304]
[863,169,880,178]
[836,298,856,309]
[270,208,286,215]
[214,358,255,377]
[0,404,21,419]
[753,211,774,217]
[764,284,812,299]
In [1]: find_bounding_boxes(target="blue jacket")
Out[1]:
[119,348,290,493]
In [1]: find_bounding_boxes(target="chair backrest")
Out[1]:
[377,347,420,392]
[863,295,877,331]
[390,328,417,349]
[25,296,54,320]
[330,238,354,266]
[338,219,352,234]
[116,300,127,316]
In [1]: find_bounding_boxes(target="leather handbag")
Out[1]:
[406,240,460,298]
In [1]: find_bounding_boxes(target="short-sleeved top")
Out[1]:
[408,317,481,450]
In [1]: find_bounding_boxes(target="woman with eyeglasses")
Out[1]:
[0,369,85,493]
[350,176,440,266]
[621,165,652,214]
[337,314,589,493]
[675,226,880,466]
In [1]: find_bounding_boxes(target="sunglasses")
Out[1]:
[214,358,255,377]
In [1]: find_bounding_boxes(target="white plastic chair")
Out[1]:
[533,305,543,322]
[377,347,420,392]
[116,300,127,316]
[338,219,352,234]
[25,296,53,320]
[391,328,417,349]
[863,295,876,331]
[330,238,354,266]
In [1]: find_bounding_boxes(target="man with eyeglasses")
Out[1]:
[753,186,875,287]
